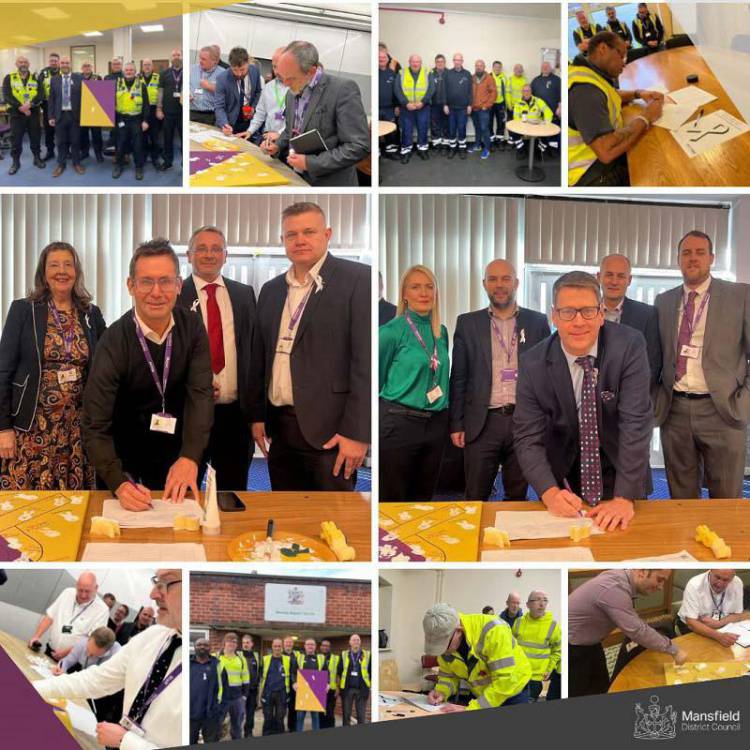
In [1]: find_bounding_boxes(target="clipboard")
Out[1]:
[289,128,328,155]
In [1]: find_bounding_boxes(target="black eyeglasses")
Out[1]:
[151,576,182,592]
[555,306,600,321]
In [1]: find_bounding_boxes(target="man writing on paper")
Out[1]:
[82,240,214,510]
[260,41,370,186]
[35,569,183,750]
[568,32,665,186]
[215,47,263,138]
[240,47,288,144]
[676,569,749,644]
[513,271,653,531]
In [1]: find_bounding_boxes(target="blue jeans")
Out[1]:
[296,710,321,731]
[503,683,531,705]
[400,105,430,152]
[471,109,491,151]
[448,107,468,149]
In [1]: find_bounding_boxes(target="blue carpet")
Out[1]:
[224,458,371,492]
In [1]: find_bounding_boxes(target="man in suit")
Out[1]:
[378,272,396,326]
[514,271,652,530]
[450,259,551,501]
[261,41,370,187]
[250,201,370,491]
[177,226,256,491]
[215,46,263,138]
[48,55,85,177]
[79,61,103,163]
[597,253,661,386]
[654,230,750,499]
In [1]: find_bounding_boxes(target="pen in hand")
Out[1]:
[562,478,586,517]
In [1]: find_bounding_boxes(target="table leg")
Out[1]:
[515,136,545,182]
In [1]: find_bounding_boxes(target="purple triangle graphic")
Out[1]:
[86,79,116,124]
[190,150,236,174]
[0,535,21,561]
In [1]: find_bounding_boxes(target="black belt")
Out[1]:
[673,391,711,400]
[489,404,515,416]
[381,401,438,419]
[270,405,297,416]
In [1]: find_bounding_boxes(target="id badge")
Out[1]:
[351,671,359,677]
[712,611,721,621]
[426,385,443,404]
[625,641,638,653]
[57,368,80,384]
[62,625,73,634]
[173,91,181,98]
[501,368,517,382]
[274,111,285,121]
[150,413,177,435]
[276,337,294,355]
[120,717,146,738]
[118,121,125,128]
[193,88,202,96]
[680,344,700,359]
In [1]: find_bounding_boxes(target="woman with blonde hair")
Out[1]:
[0,242,106,489]
[379,264,450,501]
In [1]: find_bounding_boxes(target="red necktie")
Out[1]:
[203,283,225,374]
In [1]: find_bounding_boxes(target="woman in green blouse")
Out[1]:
[379,264,450,501]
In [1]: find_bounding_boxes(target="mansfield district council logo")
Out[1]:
[288,586,305,606]
[634,696,678,740]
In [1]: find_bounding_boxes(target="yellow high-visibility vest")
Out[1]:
[339,649,370,689]
[260,653,291,694]
[141,71,160,105]
[491,72,507,104]
[506,74,527,109]
[511,612,561,681]
[402,67,428,103]
[9,71,39,105]
[116,77,143,115]
[513,96,553,123]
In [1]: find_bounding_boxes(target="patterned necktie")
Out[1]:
[675,290,697,382]
[63,76,70,108]
[575,355,602,506]
[128,634,181,723]
[203,283,225,374]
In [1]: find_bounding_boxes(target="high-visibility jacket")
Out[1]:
[491,72,507,105]
[511,612,561,681]
[402,67,428,103]
[574,24,603,48]
[217,651,250,696]
[568,64,622,186]
[116,77,144,115]
[39,67,58,99]
[513,95,553,123]
[260,653,291,694]
[321,653,340,689]
[506,74,527,110]
[633,14,660,40]
[339,649,371,689]
[9,71,40,105]
[296,652,325,671]
[435,613,531,711]
[140,71,160,105]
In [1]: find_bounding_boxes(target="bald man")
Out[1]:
[28,571,109,661]
[499,592,523,628]
[241,47,288,143]
[597,254,661,386]
[450,260,551,500]
[48,55,85,177]
[394,53,435,163]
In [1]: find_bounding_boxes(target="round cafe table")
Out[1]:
[378,120,397,137]
[505,118,560,182]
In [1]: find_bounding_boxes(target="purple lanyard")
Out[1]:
[489,315,517,366]
[131,660,182,725]
[49,302,75,362]
[284,285,314,339]
[171,68,182,87]
[682,290,710,340]
[405,312,439,372]
[133,313,172,414]
[293,67,322,135]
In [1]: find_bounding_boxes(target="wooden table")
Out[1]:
[189,122,308,187]
[475,500,749,562]
[77,491,371,562]
[505,119,560,182]
[378,120,397,137]
[378,691,464,721]
[619,46,750,185]
[609,632,750,693]
[0,630,99,750]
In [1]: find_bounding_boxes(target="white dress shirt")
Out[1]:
[677,572,744,621]
[45,589,109,652]
[191,273,238,404]
[561,340,599,414]
[61,73,72,111]
[674,275,711,394]
[248,78,288,136]
[603,298,624,324]
[269,252,328,407]
[35,624,182,750]
[133,310,175,346]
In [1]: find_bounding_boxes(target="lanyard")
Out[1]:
[283,285,314,339]
[49,301,76,361]
[489,314,517,366]
[133,313,172,414]
[272,80,286,110]
[69,599,94,626]
[349,650,361,668]
[681,290,710,341]
[131,653,181,725]
[171,68,182,87]
[709,587,726,617]
[405,311,440,373]
[293,67,322,135]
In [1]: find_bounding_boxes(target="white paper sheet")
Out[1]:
[718,623,750,648]
[379,693,401,707]
[82,543,207,561]
[26,655,55,679]
[481,547,595,562]
[63,700,98,737]
[668,86,718,110]
[493,511,604,540]
[625,550,698,562]
[673,109,749,158]
[400,693,444,713]
[102,498,204,528]
[653,87,718,131]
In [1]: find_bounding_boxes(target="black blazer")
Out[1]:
[49,72,83,122]
[0,299,106,432]
[249,254,371,446]
[177,275,257,419]
[379,298,396,327]
[513,321,653,500]
[619,296,661,388]
[449,307,551,442]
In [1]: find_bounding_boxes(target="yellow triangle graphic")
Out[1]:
[81,84,113,127]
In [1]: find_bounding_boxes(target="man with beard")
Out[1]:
[157,49,183,172]
[2,55,45,174]
[449,259,550,501]
[38,52,60,161]
[79,61,104,163]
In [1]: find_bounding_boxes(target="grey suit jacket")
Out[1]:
[278,71,370,187]
[654,276,750,428]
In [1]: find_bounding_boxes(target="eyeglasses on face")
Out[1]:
[554,306,600,321]
[151,575,182,592]
[133,277,179,292]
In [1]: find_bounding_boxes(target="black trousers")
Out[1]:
[576,155,630,187]
[190,109,216,126]
[547,669,561,701]
[379,400,449,501]
[201,401,252,490]
[10,111,42,161]
[287,690,297,732]
[116,115,145,167]
[341,687,368,725]
[529,680,544,702]
[262,690,286,735]
[320,689,337,728]
[267,406,356,491]
[143,104,161,162]
[42,101,55,155]
[490,103,506,140]
[430,106,450,144]
[79,125,103,158]
[464,408,528,500]
[190,716,220,744]
[162,111,182,166]
[55,111,81,166]
[569,643,610,697]
[244,687,258,737]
